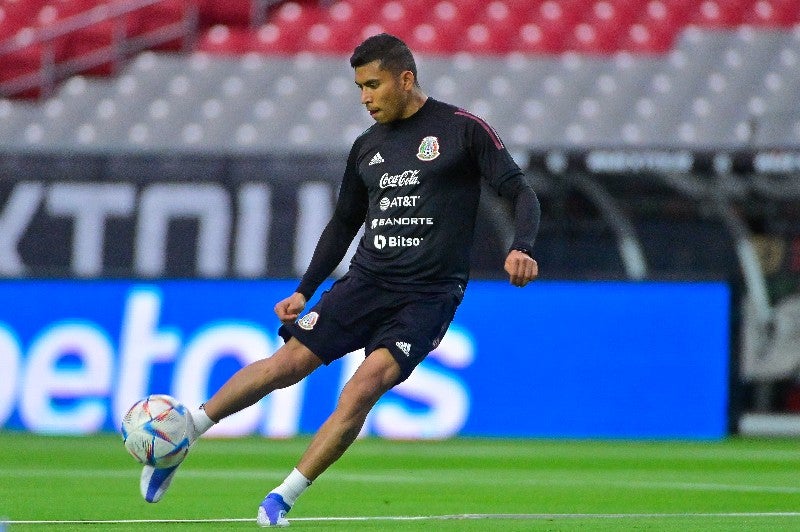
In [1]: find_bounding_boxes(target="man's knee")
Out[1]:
[269,337,322,386]
[340,348,401,409]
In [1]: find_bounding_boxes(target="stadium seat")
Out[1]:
[689,0,748,27]
[131,0,191,52]
[372,1,424,37]
[403,22,457,55]
[622,22,675,53]
[62,6,138,76]
[458,23,509,55]
[197,24,253,54]
[0,0,49,38]
[744,0,800,26]
[248,23,299,55]
[510,21,564,54]
[269,1,317,37]
[0,45,50,99]
[198,0,254,28]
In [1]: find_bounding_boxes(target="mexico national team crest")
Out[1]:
[416,136,440,161]
[297,311,319,331]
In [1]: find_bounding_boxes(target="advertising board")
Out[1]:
[0,280,730,438]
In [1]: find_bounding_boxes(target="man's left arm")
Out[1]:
[498,175,540,287]
[461,112,541,286]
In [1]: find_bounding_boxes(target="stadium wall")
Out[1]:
[4,148,794,281]
[0,151,520,280]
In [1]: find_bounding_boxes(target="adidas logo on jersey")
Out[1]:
[369,152,385,166]
[396,341,411,356]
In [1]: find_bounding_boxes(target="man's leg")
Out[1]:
[258,347,400,527]
[298,347,400,479]
[141,337,322,503]
[203,337,322,422]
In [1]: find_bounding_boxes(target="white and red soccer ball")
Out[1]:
[121,394,190,468]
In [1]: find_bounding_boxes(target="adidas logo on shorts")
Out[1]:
[395,341,411,356]
[369,152,385,166]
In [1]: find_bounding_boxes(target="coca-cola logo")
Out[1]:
[379,169,421,189]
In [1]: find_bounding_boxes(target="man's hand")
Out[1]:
[274,292,307,325]
[504,250,538,287]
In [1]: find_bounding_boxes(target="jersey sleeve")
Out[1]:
[296,146,368,299]
[459,110,541,253]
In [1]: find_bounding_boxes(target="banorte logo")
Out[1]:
[379,169,420,189]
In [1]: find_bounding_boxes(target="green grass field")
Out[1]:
[2,432,800,531]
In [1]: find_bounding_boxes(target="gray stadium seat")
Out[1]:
[1,29,799,152]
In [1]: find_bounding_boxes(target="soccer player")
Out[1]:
[140,33,540,527]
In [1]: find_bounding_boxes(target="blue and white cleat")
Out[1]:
[256,493,291,527]
[140,463,181,503]
[139,408,196,503]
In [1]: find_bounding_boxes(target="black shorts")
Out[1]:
[279,272,464,384]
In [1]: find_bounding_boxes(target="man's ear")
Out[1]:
[400,70,416,90]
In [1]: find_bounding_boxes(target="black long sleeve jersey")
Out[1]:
[296,98,540,299]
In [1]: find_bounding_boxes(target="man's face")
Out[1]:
[354,60,411,124]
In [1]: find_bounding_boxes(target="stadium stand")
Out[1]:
[0,0,797,150]
[2,26,800,152]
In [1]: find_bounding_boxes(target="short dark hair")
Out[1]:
[350,33,418,83]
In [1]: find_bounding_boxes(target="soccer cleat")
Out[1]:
[139,408,197,503]
[256,493,291,527]
[140,463,180,503]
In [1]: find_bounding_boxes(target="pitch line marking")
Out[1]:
[5,467,800,495]
[8,513,800,525]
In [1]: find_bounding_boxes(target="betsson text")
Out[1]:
[0,287,474,439]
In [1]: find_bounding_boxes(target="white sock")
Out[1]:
[189,406,215,442]
[272,468,312,507]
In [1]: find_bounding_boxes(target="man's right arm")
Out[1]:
[294,154,368,301]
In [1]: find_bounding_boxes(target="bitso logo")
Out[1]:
[373,235,423,249]
[297,311,319,330]
[417,136,440,161]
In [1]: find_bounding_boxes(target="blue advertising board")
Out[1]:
[0,280,730,439]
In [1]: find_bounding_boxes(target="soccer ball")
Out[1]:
[121,394,191,468]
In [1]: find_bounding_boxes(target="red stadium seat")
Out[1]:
[302,21,361,54]
[619,21,674,53]
[0,38,53,98]
[0,0,49,38]
[430,1,471,33]
[459,23,510,54]
[249,22,298,55]
[197,24,253,55]
[744,0,800,26]
[198,0,254,28]
[534,0,582,42]
[510,21,564,54]
[637,0,686,30]
[689,0,748,27]
[475,0,532,49]
[53,2,140,76]
[269,1,318,36]
[319,1,369,53]
[404,22,458,55]
[131,0,191,52]
[373,1,425,36]
[564,21,619,53]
